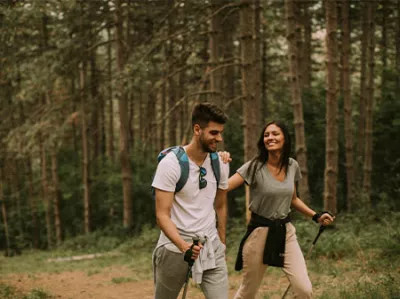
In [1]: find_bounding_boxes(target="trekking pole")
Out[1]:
[182,238,200,299]
[281,225,326,299]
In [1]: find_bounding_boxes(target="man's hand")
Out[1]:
[183,241,203,262]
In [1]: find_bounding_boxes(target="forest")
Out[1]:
[0,0,399,298]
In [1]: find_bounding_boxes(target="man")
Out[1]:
[152,102,229,299]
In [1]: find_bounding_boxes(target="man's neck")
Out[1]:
[185,141,208,166]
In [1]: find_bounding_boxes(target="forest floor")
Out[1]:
[1,213,399,299]
[0,255,292,299]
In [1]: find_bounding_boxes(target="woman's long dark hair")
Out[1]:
[247,120,292,184]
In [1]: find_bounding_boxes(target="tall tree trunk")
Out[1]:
[240,0,260,222]
[209,0,225,150]
[381,0,388,92]
[0,170,11,256]
[261,20,268,120]
[357,3,369,169]
[26,158,39,248]
[323,0,339,214]
[285,0,311,204]
[80,1,91,234]
[51,149,63,245]
[161,59,167,149]
[362,2,376,203]
[341,0,354,212]
[294,0,304,90]
[397,0,400,94]
[167,0,177,147]
[40,138,53,248]
[80,62,91,234]
[115,0,133,229]
[303,1,312,89]
[340,0,353,210]
[209,0,223,107]
[254,0,261,126]
[90,51,100,168]
[106,27,114,161]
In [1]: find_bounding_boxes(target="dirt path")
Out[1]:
[1,266,290,299]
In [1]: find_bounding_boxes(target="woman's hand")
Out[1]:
[318,213,335,226]
[218,151,232,163]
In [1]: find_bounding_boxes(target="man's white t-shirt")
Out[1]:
[152,148,229,249]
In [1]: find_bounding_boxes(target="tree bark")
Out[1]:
[362,2,376,203]
[0,170,11,256]
[51,149,63,245]
[323,0,339,214]
[26,158,39,248]
[240,0,261,222]
[341,0,355,212]
[40,137,53,248]
[397,0,400,94]
[167,0,177,147]
[106,27,114,161]
[381,0,388,92]
[115,0,133,229]
[80,62,91,234]
[285,0,311,204]
[357,3,369,168]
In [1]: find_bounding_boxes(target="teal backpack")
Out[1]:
[152,146,221,198]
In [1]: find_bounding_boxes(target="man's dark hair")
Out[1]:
[191,102,228,128]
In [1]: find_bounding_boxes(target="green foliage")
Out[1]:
[333,275,400,299]
[57,232,123,253]
[0,283,54,299]
[111,276,135,284]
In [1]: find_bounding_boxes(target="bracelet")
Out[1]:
[312,213,321,223]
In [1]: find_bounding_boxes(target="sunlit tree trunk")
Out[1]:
[167,0,177,147]
[26,158,39,248]
[363,2,376,202]
[323,0,338,214]
[240,0,260,222]
[341,0,354,212]
[51,149,63,245]
[40,135,53,248]
[285,0,311,204]
[397,0,400,94]
[79,1,91,234]
[209,0,223,107]
[357,3,369,168]
[115,0,133,229]
[303,1,312,89]
[0,170,10,256]
[80,62,91,234]
[90,51,100,168]
[106,27,114,161]
[381,0,388,92]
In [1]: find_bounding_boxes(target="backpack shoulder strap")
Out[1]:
[172,146,189,193]
[210,152,220,187]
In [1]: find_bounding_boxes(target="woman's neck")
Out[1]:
[267,151,281,167]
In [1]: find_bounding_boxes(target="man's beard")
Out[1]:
[199,136,216,153]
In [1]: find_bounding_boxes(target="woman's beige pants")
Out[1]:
[234,223,312,299]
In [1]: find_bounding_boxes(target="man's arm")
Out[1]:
[155,189,201,258]
[214,188,228,245]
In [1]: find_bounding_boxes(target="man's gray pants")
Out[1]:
[153,238,228,299]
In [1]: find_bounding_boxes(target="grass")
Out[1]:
[0,210,399,298]
[0,283,54,299]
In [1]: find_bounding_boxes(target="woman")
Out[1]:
[228,120,335,299]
